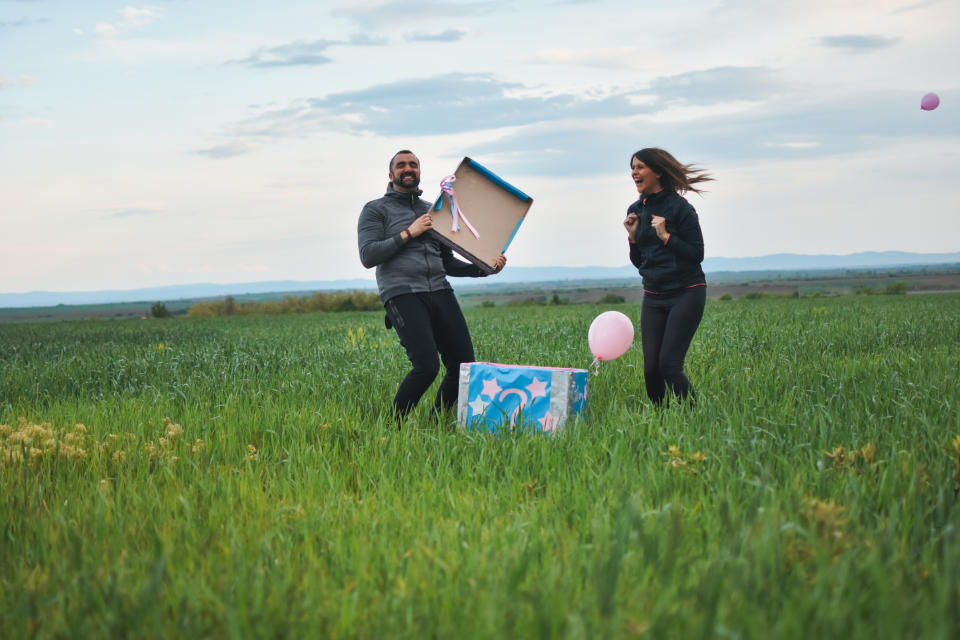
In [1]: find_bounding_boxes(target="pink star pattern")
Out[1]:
[481,378,502,398]
[538,412,559,433]
[525,378,548,399]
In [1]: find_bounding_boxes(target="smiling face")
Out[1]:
[389,152,421,192]
[631,156,662,195]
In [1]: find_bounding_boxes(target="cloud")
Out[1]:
[648,66,779,105]
[348,33,388,46]
[94,5,163,38]
[306,72,647,136]
[119,6,161,28]
[191,141,256,159]
[233,39,337,68]
[0,17,49,29]
[404,28,467,42]
[193,67,779,157]
[0,75,35,89]
[330,0,499,29]
[818,34,900,51]
[106,205,165,219]
[892,0,948,14]
[232,34,387,68]
[193,72,646,157]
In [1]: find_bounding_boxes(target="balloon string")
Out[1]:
[590,357,600,376]
[440,175,480,239]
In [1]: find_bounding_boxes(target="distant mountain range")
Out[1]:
[2,251,958,309]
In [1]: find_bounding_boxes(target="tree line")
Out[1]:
[186,291,381,317]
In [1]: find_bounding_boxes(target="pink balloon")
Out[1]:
[921,92,940,111]
[588,311,635,361]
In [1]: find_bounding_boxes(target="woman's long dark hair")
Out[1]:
[631,148,713,195]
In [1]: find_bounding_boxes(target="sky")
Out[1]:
[1,0,958,294]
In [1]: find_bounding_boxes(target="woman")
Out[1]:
[623,148,712,406]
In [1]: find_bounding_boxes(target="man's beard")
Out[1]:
[393,172,420,190]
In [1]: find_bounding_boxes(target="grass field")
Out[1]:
[2,294,959,638]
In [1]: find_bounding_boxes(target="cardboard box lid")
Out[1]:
[428,157,533,274]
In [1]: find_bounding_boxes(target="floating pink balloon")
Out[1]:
[588,311,634,363]
[921,92,940,111]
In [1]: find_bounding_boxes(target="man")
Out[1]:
[358,150,507,422]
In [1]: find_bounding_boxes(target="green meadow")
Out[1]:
[1,294,959,638]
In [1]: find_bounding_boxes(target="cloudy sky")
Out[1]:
[2,0,957,293]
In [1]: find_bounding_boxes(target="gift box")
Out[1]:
[428,157,533,274]
[457,362,589,434]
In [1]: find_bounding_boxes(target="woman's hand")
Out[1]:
[624,213,639,243]
[650,215,670,244]
[407,213,433,239]
[491,253,507,274]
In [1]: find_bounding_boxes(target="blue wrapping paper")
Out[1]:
[457,362,589,434]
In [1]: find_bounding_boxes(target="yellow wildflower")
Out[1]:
[802,496,847,538]
[163,419,183,440]
[825,445,847,463]
[346,326,367,348]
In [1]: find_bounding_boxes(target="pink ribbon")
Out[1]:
[440,174,480,239]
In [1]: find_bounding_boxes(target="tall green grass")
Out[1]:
[1,295,958,638]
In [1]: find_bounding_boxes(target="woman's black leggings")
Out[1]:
[640,286,706,405]
[385,290,475,419]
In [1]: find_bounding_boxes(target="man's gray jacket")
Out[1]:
[358,184,486,303]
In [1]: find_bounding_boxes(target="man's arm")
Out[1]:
[358,203,404,269]
[440,244,506,277]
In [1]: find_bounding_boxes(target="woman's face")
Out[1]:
[631,157,662,195]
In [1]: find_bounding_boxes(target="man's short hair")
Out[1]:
[389,149,417,173]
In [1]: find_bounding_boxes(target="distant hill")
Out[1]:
[2,251,958,308]
[0,279,377,309]
[702,251,960,272]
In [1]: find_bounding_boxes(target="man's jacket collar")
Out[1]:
[384,183,424,198]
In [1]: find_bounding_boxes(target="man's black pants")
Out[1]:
[385,290,474,419]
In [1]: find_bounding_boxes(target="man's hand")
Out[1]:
[491,253,507,274]
[407,213,433,238]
